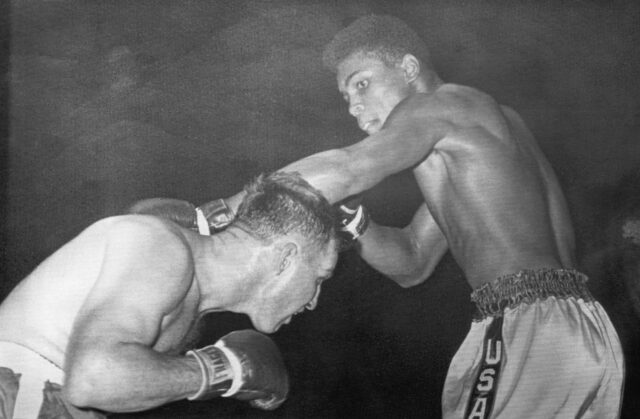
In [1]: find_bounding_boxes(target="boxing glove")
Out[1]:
[196,198,235,234]
[186,330,289,410]
[127,198,234,235]
[336,194,370,244]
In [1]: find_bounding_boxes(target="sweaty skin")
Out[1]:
[279,52,575,290]
[0,215,336,412]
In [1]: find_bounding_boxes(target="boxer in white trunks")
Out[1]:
[0,172,338,418]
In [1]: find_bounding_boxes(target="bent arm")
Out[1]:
[358,204,448,288]
[64,220,202,412]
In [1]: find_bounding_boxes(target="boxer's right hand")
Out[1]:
[187,330,289,410]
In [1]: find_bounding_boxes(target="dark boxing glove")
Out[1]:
[196,198,235,235]
[127,198,234,235]
[186,330,289,410]
[335,194,370,248]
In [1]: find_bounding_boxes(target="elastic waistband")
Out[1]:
[470,268,594,319]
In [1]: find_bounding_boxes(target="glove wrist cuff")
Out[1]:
[196,199,234,234]
[186,346,234,400]
[341,205,370,239]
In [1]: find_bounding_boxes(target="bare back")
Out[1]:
[410,84,575,288]
[0,216,202,368]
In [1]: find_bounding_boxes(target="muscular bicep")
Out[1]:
[359,204,448,287]
[398,203,448,284]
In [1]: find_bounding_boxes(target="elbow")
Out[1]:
[389,272,429,289]
[64,357,114,409]
[64,373,99,409]
[387,257,435,288]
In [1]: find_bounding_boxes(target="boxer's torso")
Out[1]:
[0,216,202,368]
[409,85,575,289]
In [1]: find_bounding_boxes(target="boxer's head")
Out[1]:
[322,14,431,74]
[323,15,438,135]
[233,171,339,333]
[235,171,336,255]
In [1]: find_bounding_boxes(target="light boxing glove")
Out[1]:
[186,329,289,410]
[335,194,370,249]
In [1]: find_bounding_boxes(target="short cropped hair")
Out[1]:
[322,14,431,73]
[235,172,336,254]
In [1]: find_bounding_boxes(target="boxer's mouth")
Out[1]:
[359,120,373,132]
[360,119,380,134]
[279,306,307,329]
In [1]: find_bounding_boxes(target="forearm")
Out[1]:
[282,127,440,205]
[281,148,372,204]
[65,343,202,412]
[223,149,369,211]
[357,221,446,288]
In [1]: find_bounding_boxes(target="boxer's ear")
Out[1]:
[400,54,420,83]
[277,242,299,275]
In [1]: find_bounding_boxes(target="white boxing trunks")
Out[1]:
[0,341,105,419]
[442,269,624,419]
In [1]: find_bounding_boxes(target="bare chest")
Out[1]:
[412,133,565,283]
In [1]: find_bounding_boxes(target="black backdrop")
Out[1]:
[2,1,640,418]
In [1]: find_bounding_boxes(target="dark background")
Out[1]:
[2,0,640,417]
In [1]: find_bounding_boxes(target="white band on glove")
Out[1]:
[195,207,211,236]
[196,199,234,232]
[186,346,234,400]
[214,340,244,397]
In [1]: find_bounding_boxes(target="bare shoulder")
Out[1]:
[97,214,187,240]
[96,215,193,268]
[389,83,503,124]
[87,215,196,306]
[432,84,504,117]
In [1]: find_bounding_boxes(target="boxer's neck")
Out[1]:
[192,227,273,314]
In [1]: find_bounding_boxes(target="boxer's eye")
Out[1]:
[356,79,369,90]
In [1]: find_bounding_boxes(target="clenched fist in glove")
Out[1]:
[186,329,289,410]
[335,194,370,249]
[126,197,234,235]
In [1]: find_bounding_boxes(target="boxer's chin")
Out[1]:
[273,315,293,333]
[361,120,381,135]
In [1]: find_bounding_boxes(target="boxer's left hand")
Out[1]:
[187,330,289,410]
